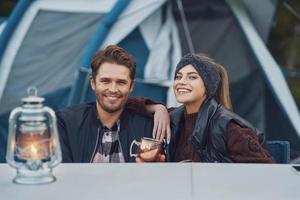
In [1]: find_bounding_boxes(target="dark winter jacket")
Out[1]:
[56,102,153,163]
[169,98,265,162]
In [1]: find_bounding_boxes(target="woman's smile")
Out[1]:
[176,87,192,94]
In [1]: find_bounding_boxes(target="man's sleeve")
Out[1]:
[56,112,73,163]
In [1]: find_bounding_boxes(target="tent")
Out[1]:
[0,0,300,163]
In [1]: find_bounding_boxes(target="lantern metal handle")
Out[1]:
[42,106,62,167]
[6,107,23,168]
[27,86,38,97]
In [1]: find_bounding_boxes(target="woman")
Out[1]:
[132,53,273,163]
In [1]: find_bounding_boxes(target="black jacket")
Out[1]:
[169,98,264,163]
[56,102,153,163]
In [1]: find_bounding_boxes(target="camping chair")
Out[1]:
[266,141,290,164]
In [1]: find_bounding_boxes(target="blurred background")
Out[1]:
[0,0,299,162]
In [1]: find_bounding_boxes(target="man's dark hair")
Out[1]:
[91,45,136,80]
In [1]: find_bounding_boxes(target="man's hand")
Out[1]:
[151,104,171,144]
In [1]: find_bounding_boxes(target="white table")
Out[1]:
[0,163,299,200]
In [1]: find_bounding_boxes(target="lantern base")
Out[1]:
[13,165,56,185]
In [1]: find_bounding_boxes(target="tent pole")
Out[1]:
[0,0,35,102]
[283,1,300,21]
[226,0,300,149]
[176,0,195,54]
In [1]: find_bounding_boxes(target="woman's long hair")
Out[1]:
[198,54,233,111]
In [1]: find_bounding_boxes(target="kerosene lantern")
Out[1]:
[6,87,62,184]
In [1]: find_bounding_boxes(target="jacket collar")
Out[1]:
[118,109,130,162]
[170,98,219,151]
[91,103,131,162]
[191,97,219,150]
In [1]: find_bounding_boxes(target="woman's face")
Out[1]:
[173,64,207,108]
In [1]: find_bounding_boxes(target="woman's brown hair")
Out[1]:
[198,54,233,111]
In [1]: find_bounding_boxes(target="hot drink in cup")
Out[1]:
[130,137,162,162]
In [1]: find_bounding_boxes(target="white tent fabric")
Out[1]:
[0,21,5,34]
[142,7,178,81]
[98,0,181,106]
[0,6,104,113]
[0,0,299,140]
[139,4,181,107]
[101,0,166,47]
[241,0,278,43]
[0,0,180,113]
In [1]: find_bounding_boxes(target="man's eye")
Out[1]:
[100,79,110,84]
[118,81,127,86]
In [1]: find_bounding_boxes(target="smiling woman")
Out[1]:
[173,64,207,114]
[167,54,274,163]
[133,53,274,163]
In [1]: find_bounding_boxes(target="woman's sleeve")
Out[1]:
[226,122,274,163]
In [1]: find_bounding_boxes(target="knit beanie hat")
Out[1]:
[174,53,220,97]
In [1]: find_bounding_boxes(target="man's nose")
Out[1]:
[108,82,118,92]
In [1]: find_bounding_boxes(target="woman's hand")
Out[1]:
[125,97,171,143]
[136,153,165,163]
[150,104,171,144]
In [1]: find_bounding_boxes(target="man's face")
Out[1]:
[91,62,134,114]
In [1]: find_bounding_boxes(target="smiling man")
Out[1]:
[56,45,158,163]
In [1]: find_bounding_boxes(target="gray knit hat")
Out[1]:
[174,53,220,97]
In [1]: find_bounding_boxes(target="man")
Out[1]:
[57,45,167,163]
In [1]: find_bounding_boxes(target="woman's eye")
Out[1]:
[175,75,182,80]
[188,76,197,80]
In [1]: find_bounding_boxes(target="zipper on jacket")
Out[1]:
[115,120,126,162]
[89,127,101,163]
[117,135,126,162]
